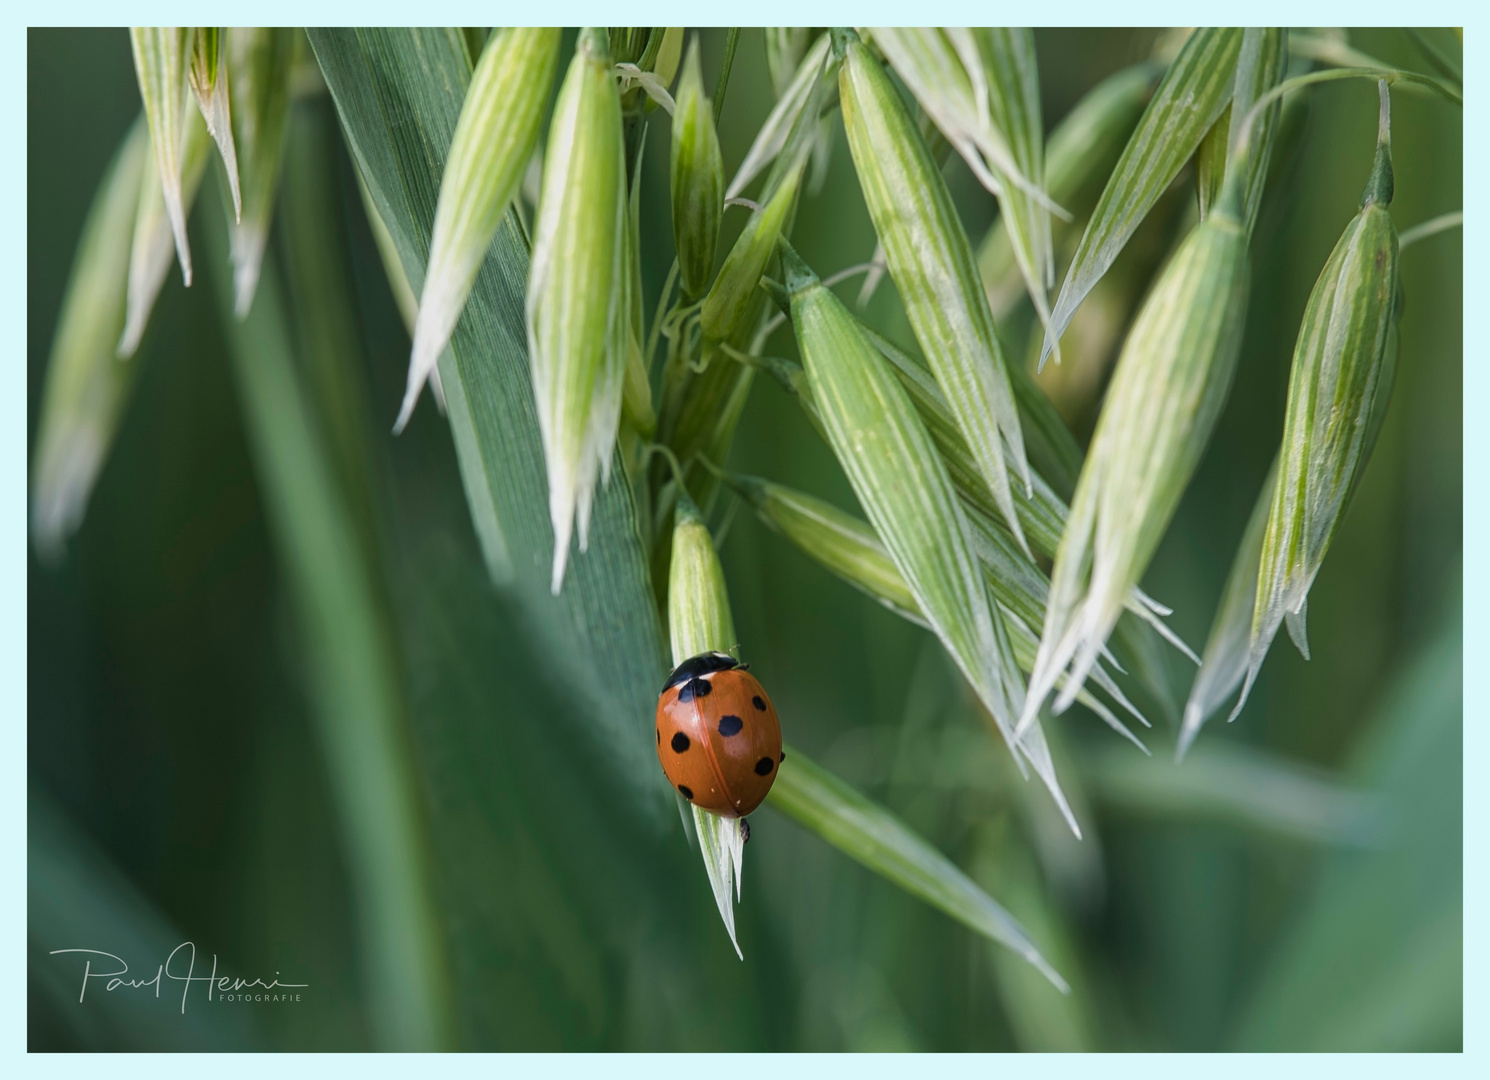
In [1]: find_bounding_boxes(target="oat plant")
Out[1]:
[31,27,1462,1047]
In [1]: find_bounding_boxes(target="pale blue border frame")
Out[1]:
[8,2,1478,1070]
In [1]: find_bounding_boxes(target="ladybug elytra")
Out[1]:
[656,651,784,817]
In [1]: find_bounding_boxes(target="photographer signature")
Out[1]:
[50,942,308,1014]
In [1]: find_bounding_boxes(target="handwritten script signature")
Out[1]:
[50,942,308,1014]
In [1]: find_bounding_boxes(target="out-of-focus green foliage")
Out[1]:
[28,28,1461,1051]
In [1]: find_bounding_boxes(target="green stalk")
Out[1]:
[204,166,454,1051]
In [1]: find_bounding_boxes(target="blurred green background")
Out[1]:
[28,28,1461,1051]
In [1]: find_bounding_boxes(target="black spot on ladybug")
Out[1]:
[740,819,751,844]
[677,677,713,703]
[678,785,693,800]
[671,732,690,753]
[718,714,743,736]
[655,729,660,744]
[752,695,766,711]
[754,756,775,776]
[779,751,786,763]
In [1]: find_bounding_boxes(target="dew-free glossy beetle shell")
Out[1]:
[656,651,783,817]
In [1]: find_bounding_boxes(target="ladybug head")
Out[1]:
[662,651,739,692]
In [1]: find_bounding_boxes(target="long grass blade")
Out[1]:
[767,748,1068,991]
[203,164,453,1049]
[311,28,673,828]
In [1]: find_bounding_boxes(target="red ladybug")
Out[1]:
[656,651,784,817]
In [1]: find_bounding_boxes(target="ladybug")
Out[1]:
[656,651,784,817]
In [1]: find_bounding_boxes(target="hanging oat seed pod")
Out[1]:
[528,29,627,594]
[1243,83,1401,703]
[1022,167,1252,734]
[118,106,211,358]
[670,38,725,299]
[782,242,1079,836]
[1177,457,1278,759]
[187,27,241,220]
[700,161,802,344]
[1043,28,1244,365]
[224,27,296,317]
[397,26,560,432]
[839,30,1032,554]
[129,27,194,283]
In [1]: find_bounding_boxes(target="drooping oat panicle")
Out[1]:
[1043,27,1244,366]
[130,27,194,283]
[1196,30,1289,232]
[527,29,627,594]
[225,27,295,317]
[1178,457,1277,759]
[727,33,834,201]
[397,27,560,433]
[1242,84,1401,705]
[670,38,724,299]
[782,243,1079,837]
[32,120,149,557]
[722,469,1146,749]
[119,106,211,358]
[700,160,803,344]
[1022,178,1251,734]
[666,495,748,959]
[187,28,241,221]
[839,31,1033,555]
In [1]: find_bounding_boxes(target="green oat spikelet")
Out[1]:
[700,161,803,344]
[782,242,1079,836]
[1043,27,1244,366]
[979,62,1156,321]
[1196,29,1289,232]
[224,27,296,317]
[398,27,560,432]
[119,105,211,357]
[666,494,748,960]
[1240,82,1402,710]
[187,28,241,221]
[839,30,1033,556]
[528,29,628,594]
[722,469,1149,751]
[129,27,194,283]
[868,28,1051,211]
[670,38,724,300]
[1178,457,1278,759]
[32,120,150,557]
[727,33,835,202]
[969,29,1060,351]
[1021,164,1252,734]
